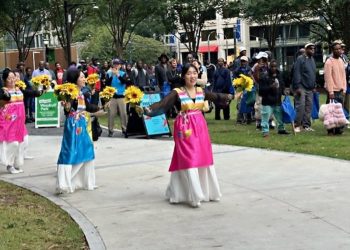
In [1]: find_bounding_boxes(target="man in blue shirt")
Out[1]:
[106,58,128,137]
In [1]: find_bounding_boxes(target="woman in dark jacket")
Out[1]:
[57,68,101,193]
[258,60,289,137]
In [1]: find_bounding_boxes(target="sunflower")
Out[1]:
[124,86,144,104]
[54,83,78,101]
[15,80,26,90]
[99,86,116,101]
[86,73,99,86]
[232,74,254,92]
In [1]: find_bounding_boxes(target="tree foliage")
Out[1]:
[0,0,49,61]
[95,0,162,59]
[291,0,350,48]
[80,25,166,64]
[162,0,230,54]
[239,0,300,53]
[46,0,90,62]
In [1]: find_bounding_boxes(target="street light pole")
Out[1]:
[207,30,216,63]
[233,25,237,60]
[64,1,71,65]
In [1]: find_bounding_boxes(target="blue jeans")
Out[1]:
[261,105,285,134]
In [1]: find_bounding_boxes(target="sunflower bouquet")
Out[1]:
[86,73,99,89]
[54,83,79,101]
[232,74,254,92]
[99,86,116,102]
[31,75,51,90]
[124,85,144,107]
[15,80,26,90]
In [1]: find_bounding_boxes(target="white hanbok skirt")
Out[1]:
[165,166,222,207]
[56,160,96,193]
[0,135,28,168]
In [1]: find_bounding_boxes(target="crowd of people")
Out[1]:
[0,39,349,207]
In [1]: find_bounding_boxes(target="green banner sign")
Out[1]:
[35,90,60,128]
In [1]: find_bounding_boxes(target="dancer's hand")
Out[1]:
[135,105,144,117]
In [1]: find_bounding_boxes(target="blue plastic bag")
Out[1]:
[161,81,171,98]
[311,92,320,119]
[239,91,253,114]
[281,96,296,124]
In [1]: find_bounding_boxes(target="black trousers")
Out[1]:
[215,105,230,120]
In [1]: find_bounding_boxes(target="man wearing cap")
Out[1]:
[232,46,250,72]
[106,58,128,137]
[324,42,347,135]
[292,43,317,132]
[252,51,269,129]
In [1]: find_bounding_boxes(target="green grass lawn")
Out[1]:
[0,181,88,250]
[99,94,350,160]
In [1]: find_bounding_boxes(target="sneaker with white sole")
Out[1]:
[304,126,315,132]
[15,167,24,173]
[7,166,20,174]
[294,126,301,133]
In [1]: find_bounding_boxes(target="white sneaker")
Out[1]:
[24,155,34,160]
[15,167,24,173]
[7,166,20,174]
[304,126,315,132]
[294,126,301,133]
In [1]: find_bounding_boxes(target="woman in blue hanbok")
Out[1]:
[56,68,101,193]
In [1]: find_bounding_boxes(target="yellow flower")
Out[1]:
[124,86,144,104]
[232,74,254,92]
[86,73,99,86]
[99,86,116,101]
[54,83,79,101]
[15,80,26,90]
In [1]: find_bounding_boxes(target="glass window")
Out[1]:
[286,24,297,39]
[223,28,234,39]
[299,23,310,38]
[249,26,265,41]
[179,33,188,43]
[201,30,217,41]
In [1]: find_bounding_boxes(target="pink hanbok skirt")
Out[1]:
[169,110,213,172]
[0,102,27,143]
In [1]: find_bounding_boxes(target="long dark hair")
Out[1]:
[180,63,198,86]
[65,67,80,84]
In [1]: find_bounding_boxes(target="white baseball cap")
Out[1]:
[255,52,268,59]
[239,46,247,52]
[240,56,248,61]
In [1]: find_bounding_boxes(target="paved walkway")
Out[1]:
[1,134,350,250]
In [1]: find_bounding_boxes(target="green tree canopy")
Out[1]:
[80,26,166,65]
[0,0,49,61]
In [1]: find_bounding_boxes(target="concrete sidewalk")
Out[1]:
[1,135,350,250]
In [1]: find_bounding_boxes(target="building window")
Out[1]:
[203,8,216,21]
[201,30,217,41]
[249,26,265,41]
[285,24,297,39]
[179,32,188,43]
[299,23,310,38]
[223,28,234,39]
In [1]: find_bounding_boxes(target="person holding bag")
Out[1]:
[324,42,347,135]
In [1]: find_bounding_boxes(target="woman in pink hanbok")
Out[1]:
[0,69,43,174]
[143,64,232,207]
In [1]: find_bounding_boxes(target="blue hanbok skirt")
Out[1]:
[57,114,94,165]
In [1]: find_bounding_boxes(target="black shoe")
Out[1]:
[25,117,33,123]
[278,130,290,135]
[108,131,113,137]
